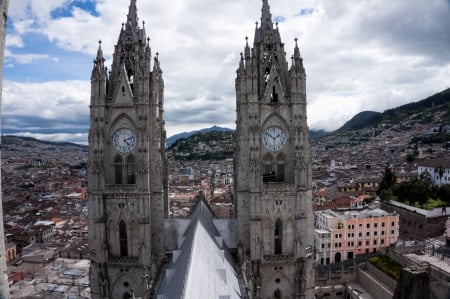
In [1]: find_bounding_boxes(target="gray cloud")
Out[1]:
[3,0,450,139]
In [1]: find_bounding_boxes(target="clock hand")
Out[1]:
[124,137,133,146]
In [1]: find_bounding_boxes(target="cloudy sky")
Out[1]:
[2,0,450,143]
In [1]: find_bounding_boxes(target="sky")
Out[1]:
[2,0,450,144]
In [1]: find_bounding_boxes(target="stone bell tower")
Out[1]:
[88,0,167,298]
[235,0,315,298]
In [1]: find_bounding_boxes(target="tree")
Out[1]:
[437,185,450,204]
[380,188,396,202]
[393,181,411,204]
[379,167,396,194]
[410,179,432,208]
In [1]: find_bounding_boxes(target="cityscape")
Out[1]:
[1,0,450,299]
[2,94,450,298]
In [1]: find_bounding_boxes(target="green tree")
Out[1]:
[411,179,432,208]
[379,167,396,194]
[437,185,450,204]
[393,181,411,204]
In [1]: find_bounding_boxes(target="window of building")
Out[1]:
[381,231,385,235]
[392,222,395,226]
[274,219,283,254]
[276,154,285,182]
[374,223,378,228]
[374,231,378,236]
[374,240,377,245]
[381,239,385,245]
[126,155,136,184]
[382,222,385,227]
[115,155,124,184]
[119,220,128,257]
[367,223,370,228]
[366,232,370,237]
[391,230,395,235]
[274,289,281,299]
[262,154,274,182]
[359,232,362,237]
[366,240,369,246]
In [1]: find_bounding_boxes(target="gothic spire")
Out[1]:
[291,38,305,75]
[261,0,273,28]
[294,38,301,60]
[96,40,104,61]
[127,0,138,30]
[92,40,105,77]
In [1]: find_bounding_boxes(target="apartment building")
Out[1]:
[315,208,399,264]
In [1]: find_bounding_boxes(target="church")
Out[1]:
[87,0,315,298]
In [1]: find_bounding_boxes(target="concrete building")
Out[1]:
[234,0,315,297]
[381,201,448,240]
[0,0,10,297]
[315,208,399,264]
[87,0,167,297]
[418,159,450,187]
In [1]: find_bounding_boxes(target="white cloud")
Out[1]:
[5,51,55,64]
[2,80,90,132]
[3,0,450,141]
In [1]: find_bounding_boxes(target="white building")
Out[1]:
[418,159,450,187]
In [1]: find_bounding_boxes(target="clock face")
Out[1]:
[113,128,137,153]
[263,127,286,152]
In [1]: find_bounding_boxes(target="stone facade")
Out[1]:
[381,201,447,240]
[234,1,315,298]
[88,1,167,298]
[0,0,10,298]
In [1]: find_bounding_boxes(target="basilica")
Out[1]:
[87,0,315,298]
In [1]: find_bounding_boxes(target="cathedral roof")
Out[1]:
[156,199,243,299]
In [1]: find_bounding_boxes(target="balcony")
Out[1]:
[105,184,137,194]
[262,254,294,264]
[108,256,140,266]
[262,183,296,194]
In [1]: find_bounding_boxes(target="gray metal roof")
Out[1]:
[156,200,242,299]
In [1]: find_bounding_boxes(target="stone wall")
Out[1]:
[357,265,395,299]
[381,202,446,240]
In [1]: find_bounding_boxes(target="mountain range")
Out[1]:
[3,88,449,150]
[166,125,233,148]
[337,88,450,132]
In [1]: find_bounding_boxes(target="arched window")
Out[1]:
[115,155,123,184]
[274,289,281,299]
[119,220,128,257]
[335,252,341,263]
[274,219,283,254]
[271,86,278,102]
[276,154,285,182]
[126,155,136,184]
[263,154,276,182]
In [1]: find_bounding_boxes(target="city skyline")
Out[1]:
[2,0,450,143]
